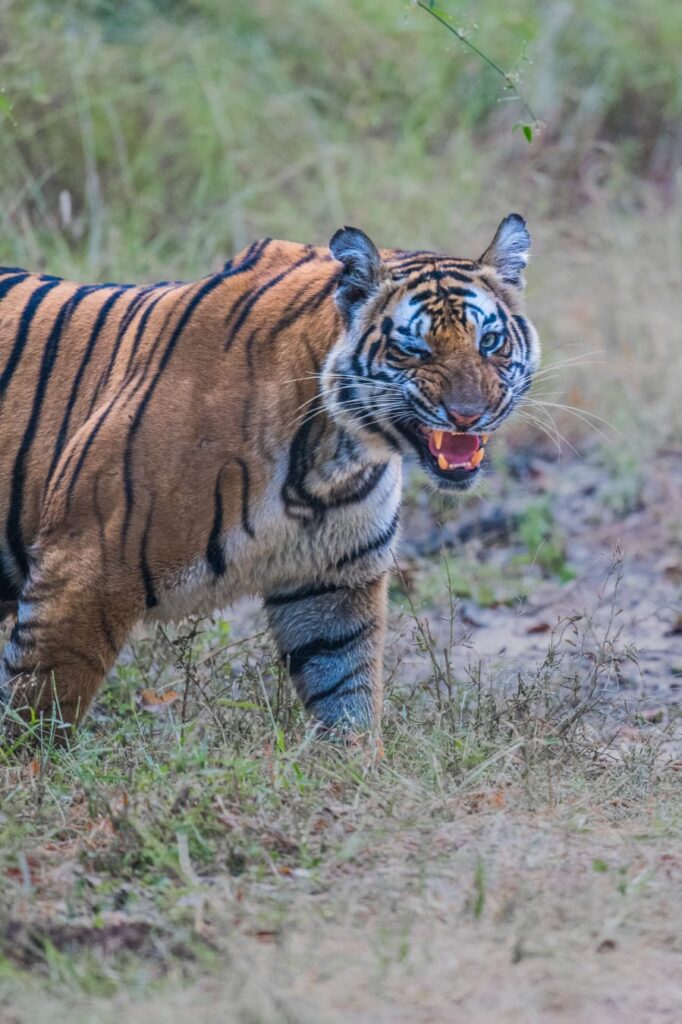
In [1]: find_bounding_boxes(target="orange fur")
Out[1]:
[0,220,539,735]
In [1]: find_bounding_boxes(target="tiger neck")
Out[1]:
[280,408,400,521]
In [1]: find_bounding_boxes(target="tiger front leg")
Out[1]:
[265,574,387,735]
[0,541,138,741]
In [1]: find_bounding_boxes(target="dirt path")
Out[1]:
[394,446,681,704]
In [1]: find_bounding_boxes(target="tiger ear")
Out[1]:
[479,213,531,290]
[329,226,382,322]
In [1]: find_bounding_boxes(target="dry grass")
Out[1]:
[2,528,681,1021]
[1,3,681,1019]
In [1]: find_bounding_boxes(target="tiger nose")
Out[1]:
[448,409,482,429]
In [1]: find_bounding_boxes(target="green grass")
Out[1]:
[1,598,680,1020]
[1,3,681,1019]
[1,0,681,280]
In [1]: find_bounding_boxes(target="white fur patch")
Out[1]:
[391,295,432,338]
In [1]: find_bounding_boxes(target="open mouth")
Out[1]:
[407,424,489,487]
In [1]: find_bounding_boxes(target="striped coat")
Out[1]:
[0,216,539,735]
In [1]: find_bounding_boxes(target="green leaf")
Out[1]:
[513,122,535,144]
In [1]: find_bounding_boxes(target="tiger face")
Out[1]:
[323,215,540,491]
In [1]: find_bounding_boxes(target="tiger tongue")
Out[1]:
[428,431,480,466]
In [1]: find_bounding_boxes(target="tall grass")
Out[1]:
[1,0,680,279]
[0,0,679,441]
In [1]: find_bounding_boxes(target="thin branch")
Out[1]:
[415,1,539,132]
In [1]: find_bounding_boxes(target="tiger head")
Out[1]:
[323,215,540,491]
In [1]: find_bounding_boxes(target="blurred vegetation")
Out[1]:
[0,0,680,279]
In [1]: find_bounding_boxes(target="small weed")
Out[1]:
[516,499,575,582]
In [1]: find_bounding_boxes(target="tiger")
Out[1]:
[0,214,539,738]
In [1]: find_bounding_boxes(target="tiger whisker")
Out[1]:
[518,404,583,456]
[524,398,620,440]
[515,408,580,457]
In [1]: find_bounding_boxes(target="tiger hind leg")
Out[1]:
[0,543,138,741]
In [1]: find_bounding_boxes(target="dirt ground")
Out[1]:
[224,441,682,750]
[1,441,681,1024]
[398,445,681,701]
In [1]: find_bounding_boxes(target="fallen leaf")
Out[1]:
[526,621,551,635]
[138,688,180,712]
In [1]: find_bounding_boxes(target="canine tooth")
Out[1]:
[438,453,449,471]
[470,448,485,468]
[433,430,444,450]
[482,432,489,443]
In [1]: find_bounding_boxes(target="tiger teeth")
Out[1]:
[470,448,485,468]
[482,433,489,443]
[437,453,449,471]
[433,430,444,450]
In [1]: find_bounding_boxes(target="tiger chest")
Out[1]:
[148,456,402,623]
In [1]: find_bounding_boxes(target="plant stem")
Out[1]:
[415,1,539,128]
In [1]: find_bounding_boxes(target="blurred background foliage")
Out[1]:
[1,0,680,277]
[0,0,680,437]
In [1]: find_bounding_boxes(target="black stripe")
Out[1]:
[0,272,29,302]
[366,335,383,374]
[119,298,184,408]
[119,275,226,541]
[330,461,389,507]
[6,286,93,577]
[121,287,172,380]
[2,656,23,678]
[206,470,227,576]
[46,287,130,485]
[265,581,343,607]
[0,553,18,602]
[86,286,157,416]
[282,414,393,518]
[406,268,475,289]
[243,270,339,374]
[512,315,532,360]
[227,250,316,355]
[64,251,268,511]
[0,279,60,403]
[231,238,270,277]
[236,458,255,538]
[266,272,339,339]
[407,390,438,421]
[389,257,433,274]
[355,410,402,452]
[8,619,40,653]
[351,325,375,376]
[285,622,369,677]
[335,511,399,571]
[61,298,180,508]
[305,671,372,708]
[57,292,178,512]
[140,502,158,609]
